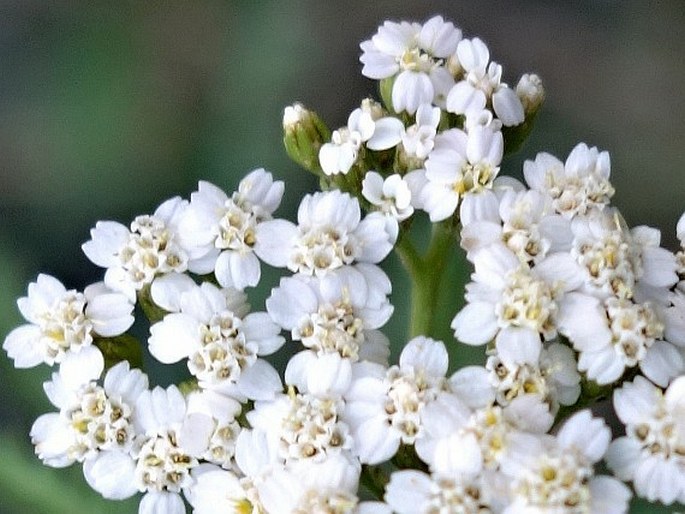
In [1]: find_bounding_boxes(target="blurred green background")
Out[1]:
[1,1,683,512]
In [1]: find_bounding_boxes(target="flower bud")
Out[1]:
[283,102,330,176]
[516,73,545,116]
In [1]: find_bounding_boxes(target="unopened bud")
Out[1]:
[283,102,330,176]
[516,73,545,116]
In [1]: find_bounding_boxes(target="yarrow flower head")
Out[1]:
[4,274,134,384]
[177,168,284,290]
[360,15,462,114]
[82,197,189,302]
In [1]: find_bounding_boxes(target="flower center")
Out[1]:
[452,162,497,196]
[496,268,557,338]
[280,392,349,462]
[294,490,358,514]
[120,215,187,288]
[290,227,358,275]
[296,301,364,359]
[513,451,592,511]
[383,367,445,442]
[427,476,490,513]
[68,385,134,461]
[41,291,92,361]
[188,312,257,385]
[216,198,261,251]
[605,298,663,367]
[135,431,197,493]
[399,47,437,73]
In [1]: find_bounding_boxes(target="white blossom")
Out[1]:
[446,37,524,126]
[177,169,284,290]
[266,265,392,365]
[319,100,404,175]
[523,143,614,219]
[82,197,188,301]
[255,190,396,276]
[4,275,133,382]
[344,337,457,464]
[148,280,284,401]
[607,376,685,505]
[360,16,462,113]
[418,125,504,222]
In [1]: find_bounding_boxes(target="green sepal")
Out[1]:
[379,77,396,114]
[502,109,540,155]
[138,283,168,325]
[94,334,144,371]
[177,378,199,396]
[283,107,330,177]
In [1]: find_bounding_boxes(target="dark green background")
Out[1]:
[1,1,683,512]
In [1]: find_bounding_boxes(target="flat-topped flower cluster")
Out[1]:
[5,14,685,514]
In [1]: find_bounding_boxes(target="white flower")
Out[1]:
[83,385,198,510]
[451,243,583,367]
[568,210,677,302]
[177,169,284,290]
[486,342,580,415]
[256,454,368,514]
[181,389,243,469]
[460,186,573,265]
[247,387,353,466]
[344,336,456,464]
[446,37,524,126]
[418,125,504,222]
[319,100,404,175]
[607,376,685,505]
[398,103,441,168]
[82,197,188,301]
[385,469,493,514]
[362,171,414,223]
[31,361,147,469]
[420,398,548,477]
[255,190,396,276]
[148,280,284,401]
[4,275,133,379]
[502,410,631,513]
[558,292,684,386]
[187,464,258,514]
[523,143,614,219]
[266,265,392,365]
[360,16,461,114]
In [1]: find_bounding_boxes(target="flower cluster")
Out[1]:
[5,13,685,514]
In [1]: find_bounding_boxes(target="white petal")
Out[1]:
[59,346,104,389]
[3,324,45,368]
[241,312,284,356]
[139,491,185,514]
[82,451,137,499]
[149,273,197,313]
[353,415,400,464]
[254,219,298,267]
[237,359,282,401]
[148,314,198,364]
[492,86,524,126]
[495,326,541,366]
[446,81,485,114]
[451,302,498,345]
[640,341,684,387]
[399,336,448,377]
[366,117,404,150]
[557,410,610,462]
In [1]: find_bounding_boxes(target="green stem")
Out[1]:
[395,220,456,338]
